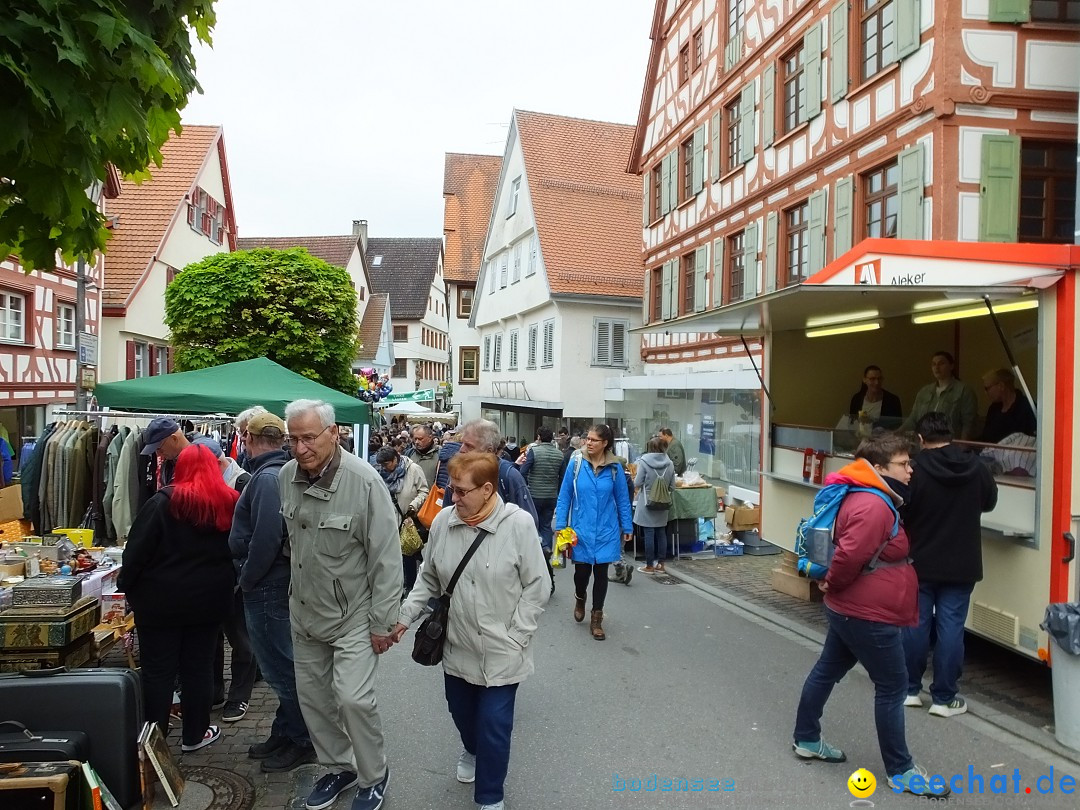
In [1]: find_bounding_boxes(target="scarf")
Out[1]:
[461,493,497,527]
[379,458,408,494]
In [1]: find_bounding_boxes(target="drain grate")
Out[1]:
[651,574,685,585]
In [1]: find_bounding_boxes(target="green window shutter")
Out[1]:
[829,1,849,103]
[660,155,670,215]
[711,238,725,308]
[807,188,828,274]
[643,171,650,227]
[692,124,705,193]
[762,63,776,147]
[834,175,855,258]
[667,148,679,210]
[979,134,1020,243]
[661,260,673,319]
[668,258,680,314]
[694,245,708,312]
[895,0,921,62]
[743,222,759,299]
[725,29,742,71]
[739,82,755,164]
[764,211,779,292]
[710,111,721,181]
[897,143,925,240]
[989,0,1031,23]
[804,23,823,120]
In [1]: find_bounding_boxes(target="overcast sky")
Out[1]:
[181,0,654,240]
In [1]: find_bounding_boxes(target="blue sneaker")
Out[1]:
[889,765,951,797]
[792,738,846,763]
[306,771,358,810]
[350,767,389,810]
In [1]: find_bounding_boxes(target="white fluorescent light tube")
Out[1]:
[911,299,1038,325]
[805,309,880,328]
[806,320,883,338]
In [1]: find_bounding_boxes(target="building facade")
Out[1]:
[470,110,645,442]
[443,153,502,422]
[100,125,237,383]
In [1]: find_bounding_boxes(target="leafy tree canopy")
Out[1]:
[165,249,362,395]
[0,0,216,270]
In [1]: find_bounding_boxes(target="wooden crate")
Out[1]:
[0,633,93,673]
[0,597,99,649]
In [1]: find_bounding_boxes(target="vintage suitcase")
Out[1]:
[0,634,93,673]
[0,668,143,810]
[0,721,89,764]
[11,576,84,609]
[0,760,81,810]
[0,597,99,649]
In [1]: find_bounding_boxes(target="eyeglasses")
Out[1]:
[286,425,332,449]
[448,484,482,498]
[887,460,913,470]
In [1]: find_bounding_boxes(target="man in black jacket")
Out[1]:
[228,412,315,772]
[902,412,997,719]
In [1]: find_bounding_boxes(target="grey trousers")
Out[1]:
[292,623,386,787]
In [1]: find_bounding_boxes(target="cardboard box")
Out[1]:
[728,505,761,531]
[0,485,23,522]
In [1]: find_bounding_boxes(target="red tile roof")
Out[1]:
[103,125,225,309]
[236,235,360,268]
[443,153,501,284]
[515,110,644,298]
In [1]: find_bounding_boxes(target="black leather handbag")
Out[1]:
[412,530,488,666]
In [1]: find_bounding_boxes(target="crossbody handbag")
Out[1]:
[412,529,489,667]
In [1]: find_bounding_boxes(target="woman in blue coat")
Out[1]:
[555,423,632,641]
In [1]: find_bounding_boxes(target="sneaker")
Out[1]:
[478,803,504,810]
[261,741,317,773]
[928,697,967,718]
[904,694,924,708]
[457,750,476,783]
[306,771,358,810]
[792,738,846,763]
[248,735,288,759]
[638,565,657,574]
[221,700,248,722]
[656,562,666,572]
[181,725,221,753]
[350,767,389,810]
[889,765,951,797]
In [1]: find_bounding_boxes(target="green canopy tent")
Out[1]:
[93,357,371,424]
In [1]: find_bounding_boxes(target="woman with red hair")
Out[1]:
[120,443,240,752]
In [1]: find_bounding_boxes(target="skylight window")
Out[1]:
[373,256,383,267]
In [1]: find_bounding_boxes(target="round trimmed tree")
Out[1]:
[165,248,360,394]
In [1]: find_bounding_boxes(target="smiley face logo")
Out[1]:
[848,768,877,798]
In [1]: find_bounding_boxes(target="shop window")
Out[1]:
[784,201,811,286]
[725,98,741,172]
[1019,141,1077,243]
[1031,1,1079,22]
[693,28,704,70]
[781,43,806,133]
[393,324,408,342]
[681,253,695,315]
[679,43,690,85]
[527,324,538,369]
[863,159,899,239]
[861,0,896,80]
[56,303,75,349]
[459,347,478,384]
[0,291,26,343]
[681,136,694,203]
[727,231,745,302]
[392,358,407,377]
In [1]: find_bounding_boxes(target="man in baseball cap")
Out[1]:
[141,417,186,459]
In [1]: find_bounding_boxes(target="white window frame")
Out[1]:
[493,333,503,371]
[527,324,538,369]
[156,345,169,375]
[190,189,207,235]
[542,319,555,367]
[527,235,538,276]
[592,318,630,368]
[512,243,522,283]
[486,260,495,293]
[56,302,75,349]
[507,176,521,217]
[483,335,491,370]
[508,330,519,370]
[0,291,26,343]
[499,254,508,288]
[133,341,148,378]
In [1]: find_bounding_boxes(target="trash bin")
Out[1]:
[1041,603,1080,751]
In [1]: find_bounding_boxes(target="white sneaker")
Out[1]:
[181,725,221,752]
[928,697,968,717]
[478,803,504,810]
[903,694,923,707]
[457,750,476,783]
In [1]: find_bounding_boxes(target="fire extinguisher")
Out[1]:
[802,448,814,482]
[812,450,826,485]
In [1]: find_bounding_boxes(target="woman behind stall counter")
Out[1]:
[848,365,903,428]
[901,351,978,440]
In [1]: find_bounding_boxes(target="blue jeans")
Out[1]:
[794,606,914,777]
[243,577,311,746]
[534,498,556,551]
[444,673,519,806]
[643,525,667,566]
[902,581,975,705]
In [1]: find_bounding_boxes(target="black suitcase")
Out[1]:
[0,720,89,763]
[0,668,143,810]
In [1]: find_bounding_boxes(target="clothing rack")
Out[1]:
[51,409,236,423]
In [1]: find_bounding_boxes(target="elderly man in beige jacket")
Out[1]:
[280,399,400,810]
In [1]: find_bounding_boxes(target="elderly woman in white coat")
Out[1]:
[392,452,549,810]
[375,445,429,596]
[633,436,676,573]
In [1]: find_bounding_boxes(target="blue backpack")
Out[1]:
[795,483,901,580]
